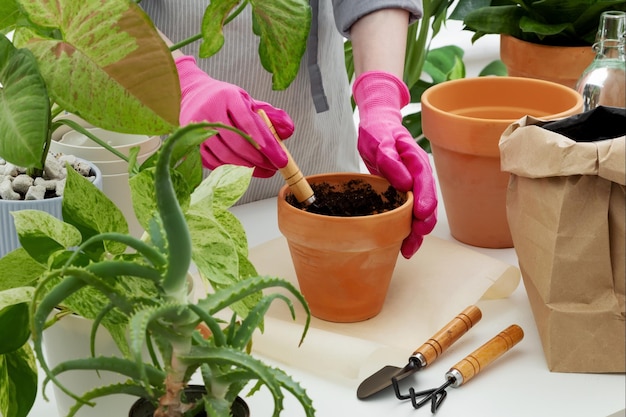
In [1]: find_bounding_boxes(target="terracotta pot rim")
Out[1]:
[421,76,583,124]
[277,172,414,221]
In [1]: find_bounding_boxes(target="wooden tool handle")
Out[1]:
[413,305,482,366]
[447,324,524,387]
[257,109,315,204]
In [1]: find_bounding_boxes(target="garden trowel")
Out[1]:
[257,109,316,206]
[356,305,482,399]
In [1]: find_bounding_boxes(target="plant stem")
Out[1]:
[168,1,249,53]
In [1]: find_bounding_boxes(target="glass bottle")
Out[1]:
[575,11,626,111]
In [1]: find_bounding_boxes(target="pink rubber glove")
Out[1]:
[176,55,294,178]
[353,71,438,258]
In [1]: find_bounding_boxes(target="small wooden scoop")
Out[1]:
[257,109,316,205]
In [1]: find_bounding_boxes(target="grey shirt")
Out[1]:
[142,0,422,204]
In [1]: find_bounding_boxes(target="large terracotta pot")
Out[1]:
[500,35,596,89]
[277,173,413,323]
[421,76,583,248]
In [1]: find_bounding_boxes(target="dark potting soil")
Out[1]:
[286,179,405,216]
[129,387,250,417]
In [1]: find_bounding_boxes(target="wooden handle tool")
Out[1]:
[394,324,524,413]
[257,109,315,205]
[410,305,483,368]
[445,323,524,387]
[358,305,481,399]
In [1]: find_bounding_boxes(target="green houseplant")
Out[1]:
[1,124,314,417]
[449,0,626,87]
[0,0,181,256]
[450,0,626,46]
[1,0,308,175]
[1,0,313,416]
[0,0,310,252]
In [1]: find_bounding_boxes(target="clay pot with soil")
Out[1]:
[277,172,413,323]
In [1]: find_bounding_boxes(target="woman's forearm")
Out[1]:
[349,9,410,79]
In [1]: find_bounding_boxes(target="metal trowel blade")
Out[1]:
[356,361,418,399]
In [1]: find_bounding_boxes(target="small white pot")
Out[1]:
[44,273,196,417]
[43,312,135,417]
[50,127,162,238]
[0,159,102,258]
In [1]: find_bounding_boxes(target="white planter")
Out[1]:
[43,313,135,417]
[0,159,102,258]
[50,127,162,238]
[44,274,196,417]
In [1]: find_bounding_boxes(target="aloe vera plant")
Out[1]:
[1,1,313,415]
[13,124,313,417]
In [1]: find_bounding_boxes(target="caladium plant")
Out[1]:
[0,0,309,176]
[0,124,313,417]
[0,0,180,178]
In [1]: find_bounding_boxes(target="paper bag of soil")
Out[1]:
[499,106,625,373]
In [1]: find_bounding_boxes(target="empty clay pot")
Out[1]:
[277,173,413,323]
[421,76,583,248]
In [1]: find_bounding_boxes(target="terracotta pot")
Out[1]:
[277,172,413,323]
[500,35,596,89]
[128,386,250,417]
[421,76,583,248]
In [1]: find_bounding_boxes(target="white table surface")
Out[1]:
[31,192,626,417]
[30,20,625,417]
[227,194,626,417]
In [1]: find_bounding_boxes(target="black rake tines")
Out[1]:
[391,376,455,414]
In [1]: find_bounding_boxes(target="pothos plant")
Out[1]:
[2,123,314,417]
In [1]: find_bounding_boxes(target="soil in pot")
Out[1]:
[286,179,405,216]
[128,386,249,417]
